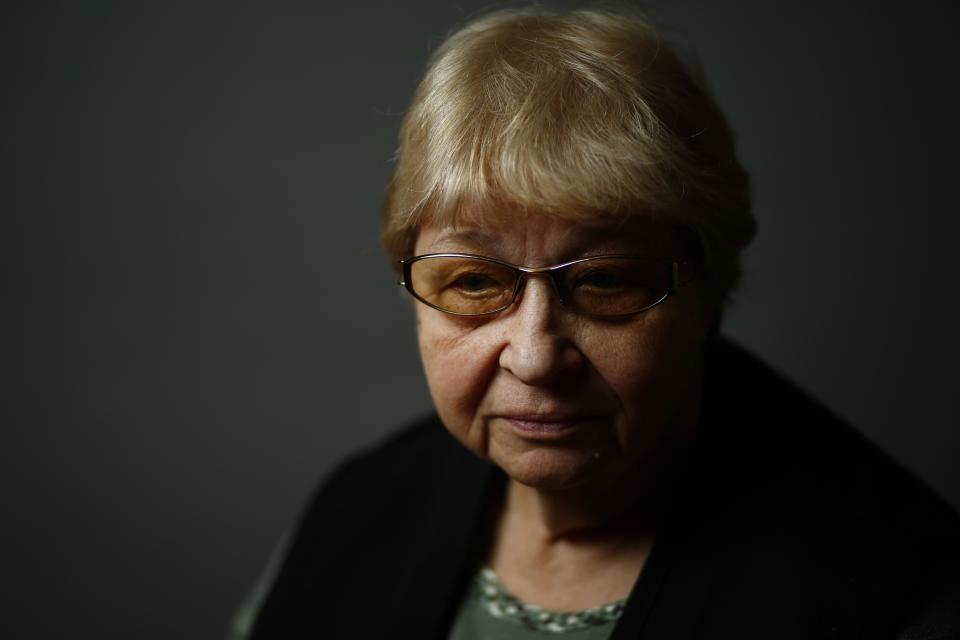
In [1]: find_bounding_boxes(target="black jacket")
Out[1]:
[250,339,960,639]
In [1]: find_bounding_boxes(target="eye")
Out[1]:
[565,258,670,316]
[573,268,632,293]
[410,256,517,314]
[440,269,512,300]
[451,273,502,294]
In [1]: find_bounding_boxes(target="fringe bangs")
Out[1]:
[382,8,755,298]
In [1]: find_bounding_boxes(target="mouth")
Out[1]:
[501,415,599,441]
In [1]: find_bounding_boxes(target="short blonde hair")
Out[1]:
[381,7,755,300]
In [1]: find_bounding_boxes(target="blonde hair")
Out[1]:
[381,7,755,300]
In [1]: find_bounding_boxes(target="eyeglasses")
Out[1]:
[399,253,693,318]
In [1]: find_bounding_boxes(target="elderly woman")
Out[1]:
[239,7,959,639]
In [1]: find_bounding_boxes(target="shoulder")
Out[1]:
[296,414,470,530]
[248,416,493,638]
[322,414,454,486]
[696,338,960,633]
[704,337,958,530]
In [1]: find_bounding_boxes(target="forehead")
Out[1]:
[415,209,692,264]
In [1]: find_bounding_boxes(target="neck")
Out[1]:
[485,353,705,610]
[485,426,696,610]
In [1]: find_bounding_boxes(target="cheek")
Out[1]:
[590,310,706,432]
[417,314,499,447]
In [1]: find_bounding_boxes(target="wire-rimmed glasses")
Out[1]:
[399,253,693,318]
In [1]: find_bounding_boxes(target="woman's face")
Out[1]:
[413,211,714,492]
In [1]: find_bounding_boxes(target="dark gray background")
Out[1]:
[5,1,958,638]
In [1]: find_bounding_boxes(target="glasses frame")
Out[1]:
[398,253,693,319]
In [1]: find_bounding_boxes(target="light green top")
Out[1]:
[447,567,623,640]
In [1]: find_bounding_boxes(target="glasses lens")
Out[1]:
[409,256,517,315]
[563,258,671,317]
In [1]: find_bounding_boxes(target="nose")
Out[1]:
[497,275,585,387]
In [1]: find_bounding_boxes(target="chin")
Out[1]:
[493,448,605,491]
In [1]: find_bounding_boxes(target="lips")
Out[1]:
[500,414,599,440]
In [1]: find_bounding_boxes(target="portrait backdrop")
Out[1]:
[5,0,958,638]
